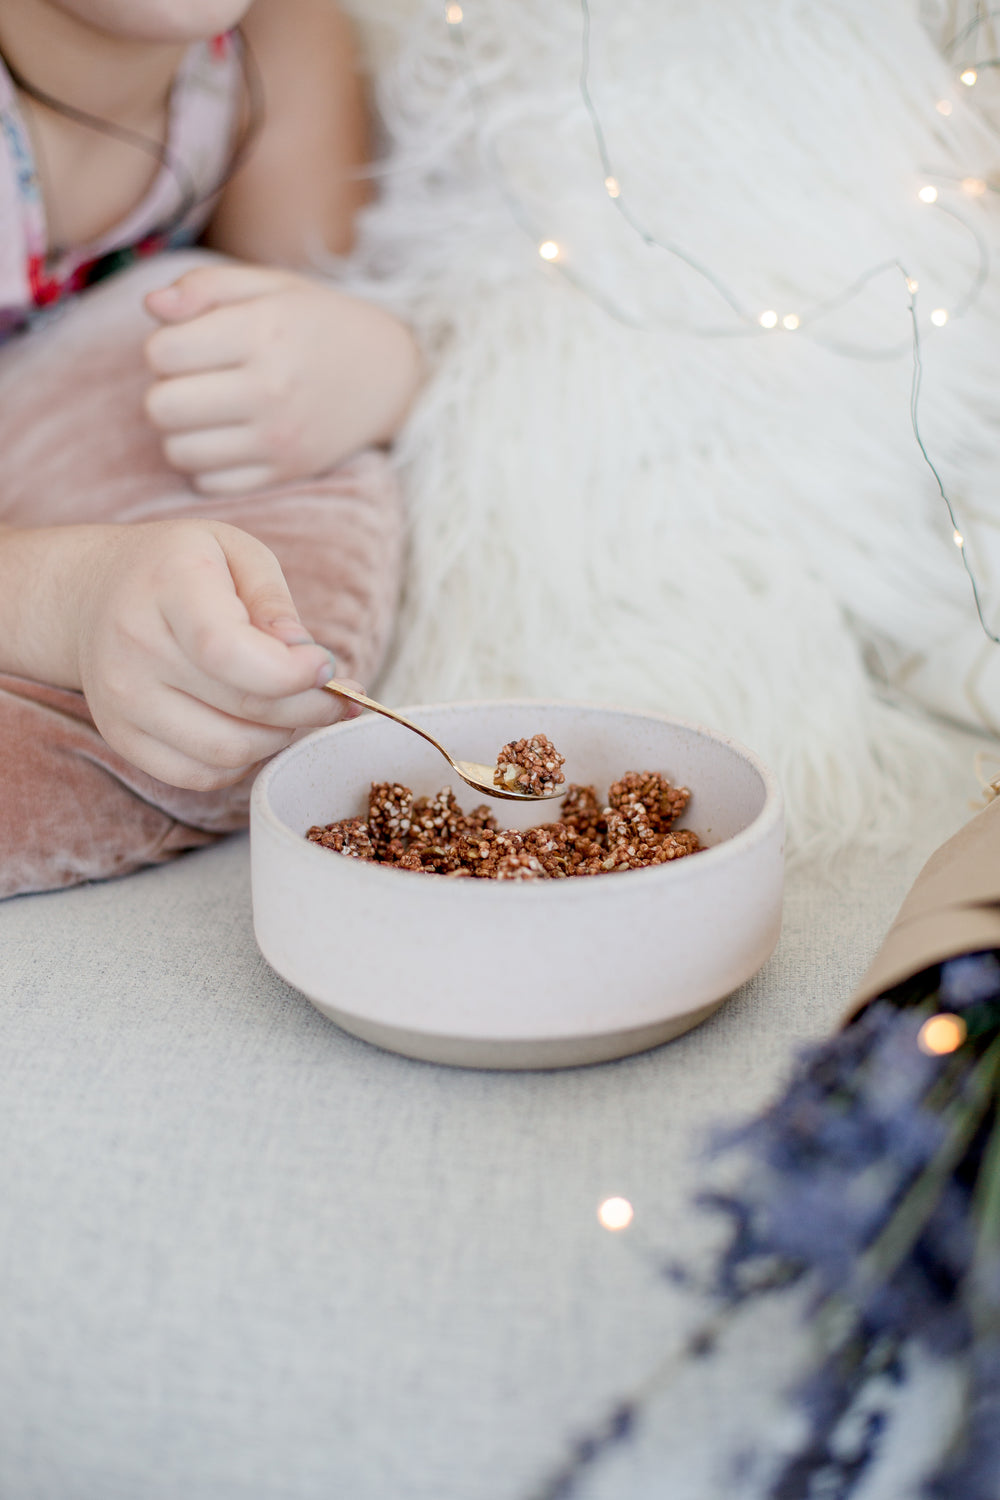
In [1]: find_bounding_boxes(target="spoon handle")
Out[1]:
[322,680,457,772]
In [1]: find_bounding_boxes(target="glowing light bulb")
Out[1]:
[917,1013,967,1055]
[445,2,463,21]
[918,184,939,203]
[759,309,778,329]
[953,528,965,547]
[936,98,953,115]
[931,307,949,326]
[782,313,801,331]
[962,176,987,196]
[604,175,621,198]
[538,240,561,261]
[961,68,978,86]
[598,1197,634,1231]
[906,277,919,294]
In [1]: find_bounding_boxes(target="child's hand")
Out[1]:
[73,518,350,790]
[143,264,421,494]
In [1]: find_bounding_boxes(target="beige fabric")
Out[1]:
[0,251,403,897]
[848,793,1000,1015]
[0,733,988,1500]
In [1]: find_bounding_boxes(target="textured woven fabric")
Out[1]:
[0,726,989,1500]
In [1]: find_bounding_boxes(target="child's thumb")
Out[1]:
[262,616,338,686]
[218,525,337,684]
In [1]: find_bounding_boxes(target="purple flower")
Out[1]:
[529,951,1000,1500]
[940,952,1000,1009]
[699,983,1000,1499]
[926,1340,1000,1499]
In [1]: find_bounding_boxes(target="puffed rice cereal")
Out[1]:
[493,734,566,797]
[307,751,701,880]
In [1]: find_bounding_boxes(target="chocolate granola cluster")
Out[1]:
[493,734,566,797]
[307,769,701,880]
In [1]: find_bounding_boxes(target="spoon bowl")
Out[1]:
[323,680,566,801]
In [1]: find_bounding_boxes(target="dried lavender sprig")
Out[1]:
[922,1078,1000,1499]
[973,1102,1000,1278]
[760,1033,1000,1500]
[704,1003,969,1311]
[709,1015,991,1498]
[741,958,1000,1497]
[525,1298,751,1500]
[528,1401,636,1500]
[766,1331,904,1500]
[710,991,1000,1306]
[859,1031,1000,1296]
[528,955,1000,1500]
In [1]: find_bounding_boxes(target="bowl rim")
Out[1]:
[251,697,785,899]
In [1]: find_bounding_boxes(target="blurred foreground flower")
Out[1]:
[532,798,1000,1500]
[703,948,1000,1499]
[533,953,1000,1500]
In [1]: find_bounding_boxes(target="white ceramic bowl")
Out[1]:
[250,701,784,1069]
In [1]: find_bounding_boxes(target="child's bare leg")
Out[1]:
[0,253,403,897]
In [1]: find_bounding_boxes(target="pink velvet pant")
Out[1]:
[0,252,403,899]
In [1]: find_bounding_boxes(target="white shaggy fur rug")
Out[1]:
[340,0,1000,852]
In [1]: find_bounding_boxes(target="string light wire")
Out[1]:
[445,0,1000,646]
[906,277,1000,642]
[579,0,991,358]
[944,4,1000,62]
[578,0,752,325]
[445,13,655,328]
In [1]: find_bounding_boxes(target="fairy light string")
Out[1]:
[577,0,752,326]
[444,0,1000,647]
[906,282,1000,642]
[944,2,1000,70]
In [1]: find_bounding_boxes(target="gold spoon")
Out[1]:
[323,681,566,802]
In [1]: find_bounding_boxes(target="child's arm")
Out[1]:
[142,0,422,495]
[0,520,347,789]
[204,0,372,266]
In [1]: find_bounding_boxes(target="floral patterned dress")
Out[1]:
[0,34,243,344]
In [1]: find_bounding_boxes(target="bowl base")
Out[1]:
[301,995,729,1070]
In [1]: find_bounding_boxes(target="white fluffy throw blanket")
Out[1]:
[342,0,1000,851]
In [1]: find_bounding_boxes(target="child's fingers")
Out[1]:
[176,663,368,736]
[144,263,291,325]
[145,369,255,432]
[148,630,349,732]
[130,689,295,769]
[321,677,367,721]
[145,302,255,377]
[162,426,262,477]
[160,622,336,726]
[220,524,323,651]
[108,705,292,792]
[193,466,276,496]
[166,673,352,734]
[165,608,329,706]
[160,529,331,703]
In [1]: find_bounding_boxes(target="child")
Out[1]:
[0,0,422,897]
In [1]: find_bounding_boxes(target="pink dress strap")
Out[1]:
[0,34,244,341]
